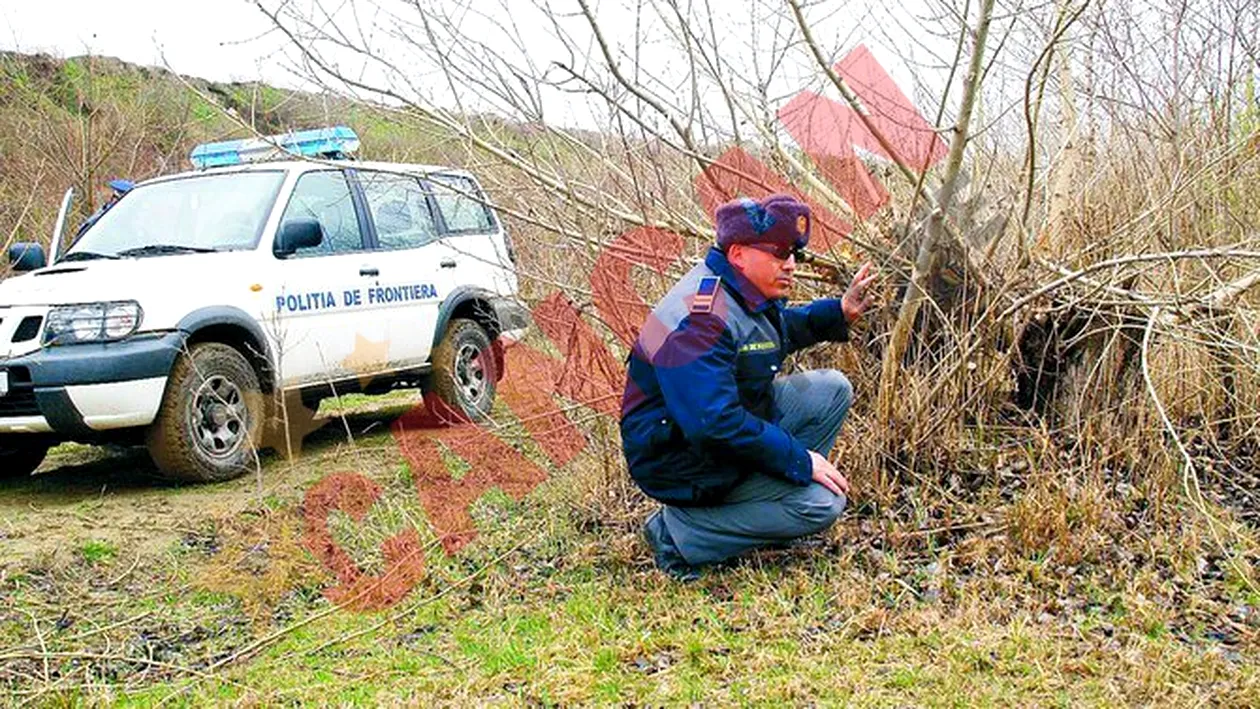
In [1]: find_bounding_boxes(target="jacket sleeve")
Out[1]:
[651,311,813,485]
[782,298,849,355]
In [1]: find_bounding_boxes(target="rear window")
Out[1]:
[359,171,440,250]
[431,175,494,233]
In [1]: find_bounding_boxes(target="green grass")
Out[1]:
[103,568,1254,705]
[10,499,1255,705]
[316,389,419,416]
[77,539,118,564]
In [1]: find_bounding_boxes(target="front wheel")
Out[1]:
[429,318,498,423]
[0,438,50,479]
[146,342,263,483]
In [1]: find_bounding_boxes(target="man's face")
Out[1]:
[727,242,797,300]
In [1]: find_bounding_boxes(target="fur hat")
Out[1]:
[714,194,811,251]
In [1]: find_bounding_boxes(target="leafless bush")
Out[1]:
[240,0,1260,575]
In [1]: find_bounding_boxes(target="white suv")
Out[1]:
[0,127,526,482]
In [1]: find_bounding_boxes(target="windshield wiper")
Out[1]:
[60,251,120,262]
[116,244,221,258]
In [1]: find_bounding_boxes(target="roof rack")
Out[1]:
[189,126,360,169]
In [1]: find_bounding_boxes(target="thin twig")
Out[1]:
[1140,307,1257,589]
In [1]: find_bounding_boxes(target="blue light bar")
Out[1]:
[189,126,360,169]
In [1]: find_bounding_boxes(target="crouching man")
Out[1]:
[620,194,877,580]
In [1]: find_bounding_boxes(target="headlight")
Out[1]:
[43,301,143,345]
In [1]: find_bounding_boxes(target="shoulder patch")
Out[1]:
[690,276,721,313]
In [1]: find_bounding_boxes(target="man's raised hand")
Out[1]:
[841,261,878,324]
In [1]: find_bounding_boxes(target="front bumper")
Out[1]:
[0,332,182,436]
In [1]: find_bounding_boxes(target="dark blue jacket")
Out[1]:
[620,247,850,506]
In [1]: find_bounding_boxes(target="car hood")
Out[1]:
[0,252,264,306]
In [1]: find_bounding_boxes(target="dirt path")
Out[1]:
[0,394,421,566]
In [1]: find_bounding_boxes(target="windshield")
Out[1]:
[69,171,286,257]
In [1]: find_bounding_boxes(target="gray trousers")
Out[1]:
[661,369,853,567]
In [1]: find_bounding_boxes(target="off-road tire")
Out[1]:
[429,318,498,423]
[0,439,49,479]
[146,342,263,483]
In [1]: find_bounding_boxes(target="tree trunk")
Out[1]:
[877,0,998,431]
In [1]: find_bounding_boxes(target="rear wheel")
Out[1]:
[0,438,49,479]
[429,318,498,423]
[146,342,263,482]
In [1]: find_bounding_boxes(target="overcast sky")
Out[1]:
[1,0,294,85]
[1,0,975,137]
[1,2,946,90]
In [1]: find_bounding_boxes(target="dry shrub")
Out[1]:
[1007,470,1115,565]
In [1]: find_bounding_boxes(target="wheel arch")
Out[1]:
[432,287,508,382]
[432,287,502,350]
[176,307,276,393]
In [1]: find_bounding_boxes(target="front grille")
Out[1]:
[12,316,42,343]
[0,366,40,417]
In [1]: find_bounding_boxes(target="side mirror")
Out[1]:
[273,218,323,257]
[8,243,47,272]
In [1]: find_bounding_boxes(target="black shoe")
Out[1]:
[643,510,700,582]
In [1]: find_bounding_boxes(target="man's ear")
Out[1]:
[726,244,745,270]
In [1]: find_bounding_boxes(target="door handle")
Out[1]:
[440,259,457,269]
[359,267,380,277]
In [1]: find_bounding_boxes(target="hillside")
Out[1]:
[0,51,465,260]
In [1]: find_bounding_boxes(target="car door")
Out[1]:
[428,173,516,297]
[353,169,446,369]
[268,169,390,387]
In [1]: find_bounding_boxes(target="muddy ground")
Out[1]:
[0,391,422,566]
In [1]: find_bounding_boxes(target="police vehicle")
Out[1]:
[0,126,526,481]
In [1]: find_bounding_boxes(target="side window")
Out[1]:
[278,171,365,256]
[430,175,494,233]
[358,171,439,250]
